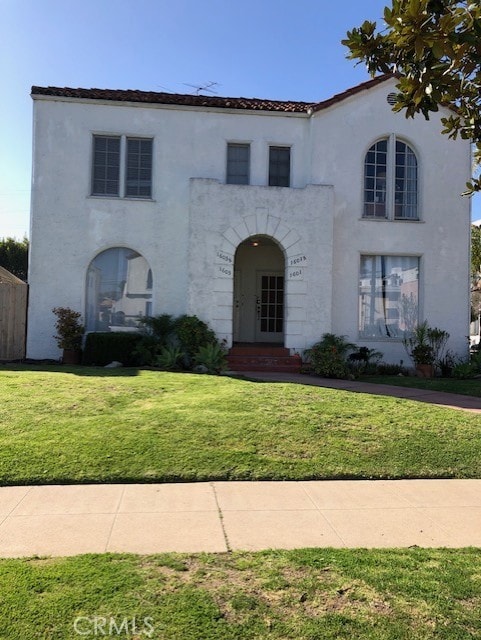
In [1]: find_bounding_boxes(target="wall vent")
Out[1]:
[387,92,397,106]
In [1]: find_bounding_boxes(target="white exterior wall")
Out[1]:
[27,78,471,363]
[309,80,471,362]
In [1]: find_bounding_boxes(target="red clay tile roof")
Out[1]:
[31,75,395,114]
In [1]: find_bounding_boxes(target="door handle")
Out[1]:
[256,297,260,318]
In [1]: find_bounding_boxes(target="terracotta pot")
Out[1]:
[62,349,82,365]
[416,364,434,378]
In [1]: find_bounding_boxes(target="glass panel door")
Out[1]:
[256,271,284,342]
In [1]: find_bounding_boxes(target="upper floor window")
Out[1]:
[126,138,153,197]
[269,146,290,187]
[91,135,153,199]
[363,136,418,220]
[226,143,250,185]
[92,136,120,196]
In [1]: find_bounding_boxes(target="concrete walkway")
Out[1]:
[0,480,480,557]
[233,371,481,413]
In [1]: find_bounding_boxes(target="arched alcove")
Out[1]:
[233,235,285,344]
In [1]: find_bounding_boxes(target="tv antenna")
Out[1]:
[183,81,219,95]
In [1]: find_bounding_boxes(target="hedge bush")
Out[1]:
[82,332,145,366]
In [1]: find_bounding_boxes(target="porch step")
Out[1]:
[227,346,302,373]
[229,345,290,357]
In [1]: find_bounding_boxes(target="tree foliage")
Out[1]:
[343,0,481,193]
[472,225,481,318]
[0,237,29,281]
[472,224,481,276]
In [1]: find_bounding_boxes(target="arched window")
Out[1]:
[86,247,152,332]
[364,136,418,220]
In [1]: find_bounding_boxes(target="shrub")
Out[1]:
[82,332,144,366]
[100,313,220,368]
[304,334,356,379]
[154,345,185,371]
[452,361,477,379]
[52,307,84,350]
[193,342,227,374]
[437,349,458,377]
[403,321,449,366]
[348,346,383,375]
[174,315,217,362]
[134,314,176,365]
[376,363,410,376]
[138,314,176,342]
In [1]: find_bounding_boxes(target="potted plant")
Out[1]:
[403,321,449,378]
[52,307,84,364]
[410,344,435,377]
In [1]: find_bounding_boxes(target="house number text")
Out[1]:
[217,251,233,264]
[288,268,304,280]
[289,254,307,267]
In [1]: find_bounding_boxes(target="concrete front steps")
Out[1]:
[227,344,302,373]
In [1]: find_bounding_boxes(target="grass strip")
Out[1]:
[1,548,480,639]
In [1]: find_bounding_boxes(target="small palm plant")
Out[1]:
[154,345,185,371]
[193,342,227,374]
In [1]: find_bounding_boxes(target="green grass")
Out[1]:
[361,375,481,397]
[1,365,481,484]
[1,549,480,639]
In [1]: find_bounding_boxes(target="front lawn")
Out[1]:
[1,365,481,484]
[2,549,480,639]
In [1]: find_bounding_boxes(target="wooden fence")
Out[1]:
[0,267,28,360]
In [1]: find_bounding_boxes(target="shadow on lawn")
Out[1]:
[0,362,141,377]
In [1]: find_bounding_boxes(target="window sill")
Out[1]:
[358,336,405,342]
[88,195,156,203]
[359,217,423,223]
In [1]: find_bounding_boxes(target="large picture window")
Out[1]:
[363,136,418,220]
[86,247,152,332]
[359,255,419,338]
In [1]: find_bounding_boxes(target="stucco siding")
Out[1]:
[27,78,471,363]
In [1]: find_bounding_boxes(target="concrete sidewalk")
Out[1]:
[233,372,481,413]
[0,480,480,557]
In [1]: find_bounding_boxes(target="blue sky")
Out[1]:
[1,0,478,238]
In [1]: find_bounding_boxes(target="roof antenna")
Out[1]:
[183,81,219,95]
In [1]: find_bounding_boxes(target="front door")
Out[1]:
[255,271,284,343]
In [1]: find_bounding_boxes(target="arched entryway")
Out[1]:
[233,235,285,344]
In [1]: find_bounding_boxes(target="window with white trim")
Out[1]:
[226,143,250,184]
[91,135,153,198]
[363,136,418,220]
[359,255,419,339]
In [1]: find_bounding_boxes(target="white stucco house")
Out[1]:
[27,75,471,366]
